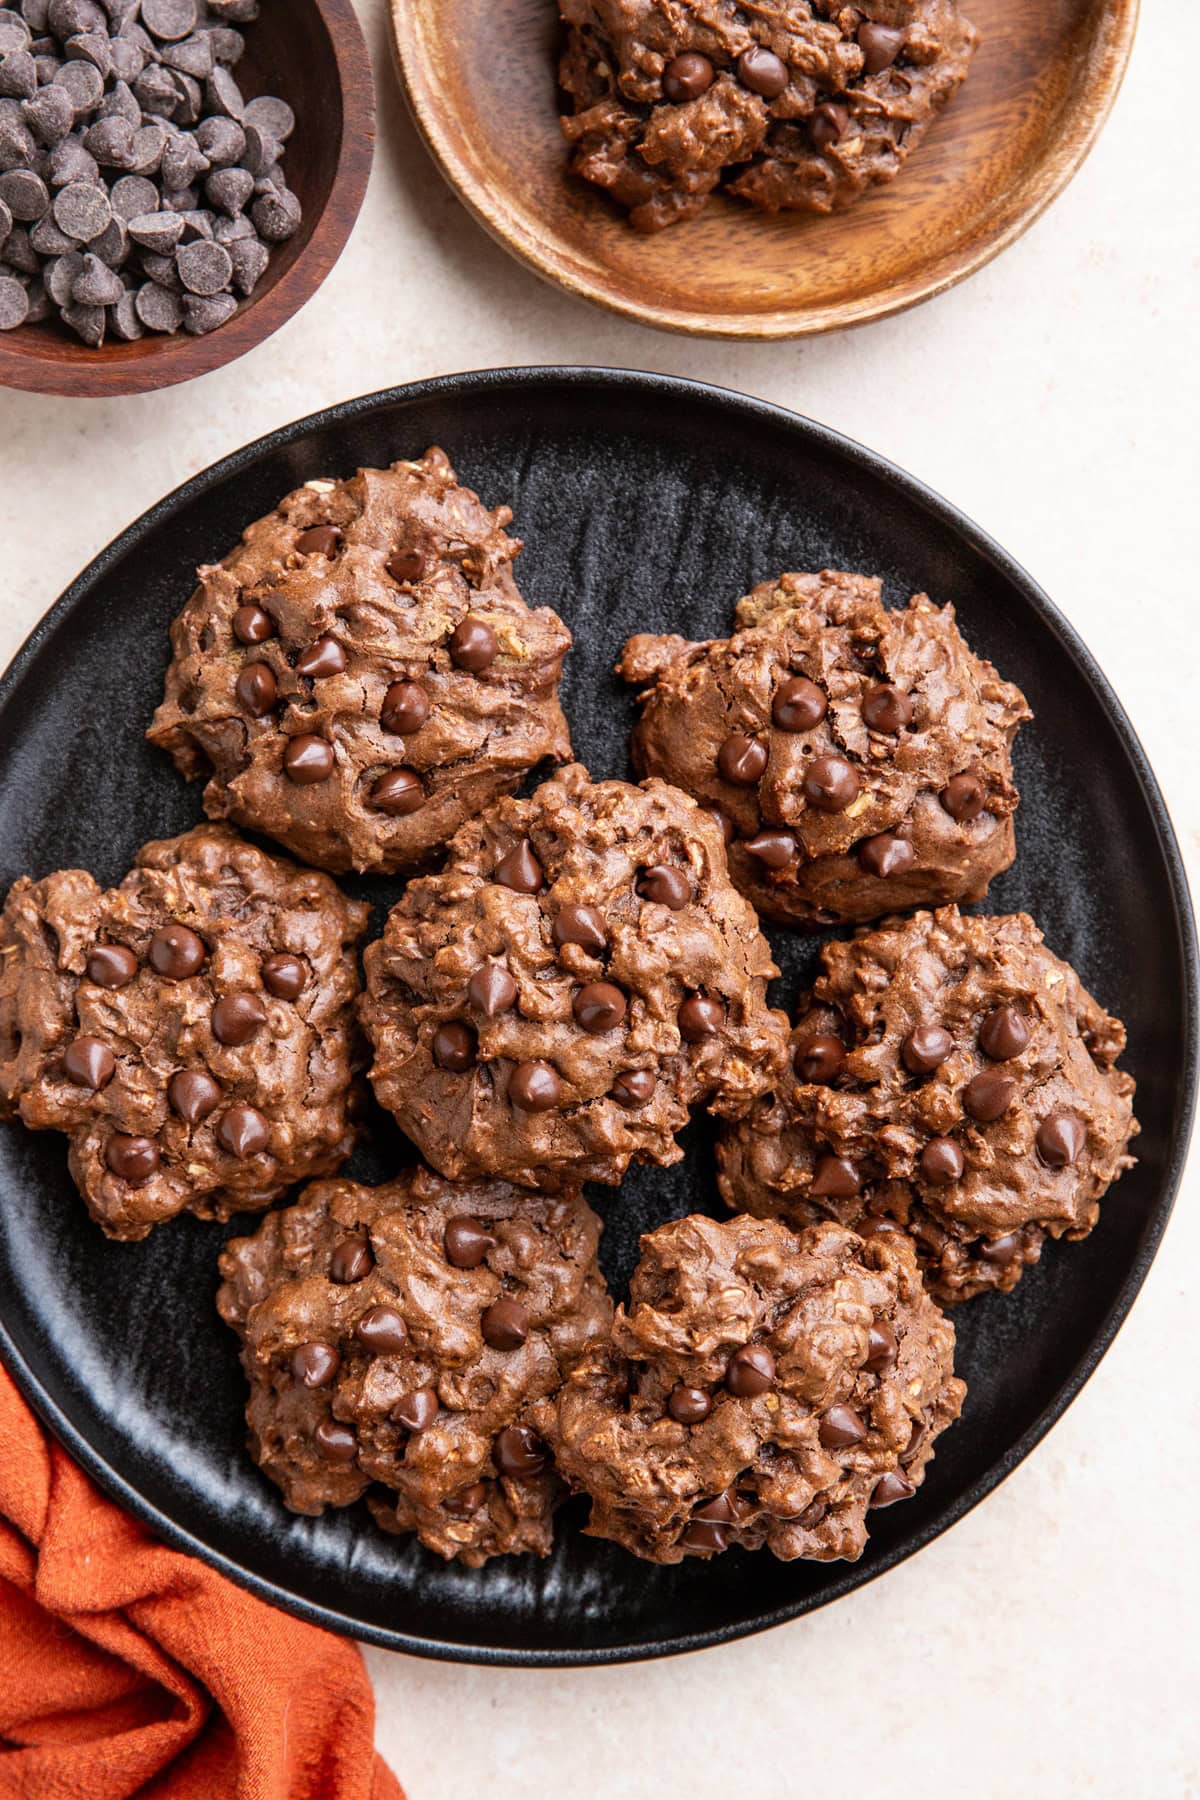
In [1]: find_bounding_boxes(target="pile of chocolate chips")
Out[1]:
[0,0,301,343]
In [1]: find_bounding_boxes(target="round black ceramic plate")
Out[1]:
[0,370,1194,1665]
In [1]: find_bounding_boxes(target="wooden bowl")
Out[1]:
[0,0,374,397]
[391,0,1139,339]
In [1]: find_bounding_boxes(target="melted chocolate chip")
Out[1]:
[1036,1113,1086,1168]
[432,1021,477,1073]
[865,1321,898,1373]
[920,1137,965,1184]
[168,1069,222,1123]
[794,1033,845,1082]
[381,681,431,735]
[355,1304,408,1353]
[371,769,425,815]
[330,1236,373,1284]
[902,1026,953,1076]
[232,603,274,645]
[292,1341,340,1387]
[637,865,690,909]
[941,773,985,822]
[718,733,768,785]
[386,547,424,585]
[444,1481,488,1517]
[573,982,626,1033]
[261,953,305,1000]
[295,636,347,679]
[495,841,543,893]
[963,1071,1016,1122]
[772,675,826,731]
[859,833,917,879]
[216,1105,271,1157]
[668,1385,712,1423]
[744,829,796,869]
[105,1133,159,1183]
[811,101,850,150]
[678,993,724,1041]
[870,1470,915,1508]
[447,616,498,673]
[811,1154,861,1198]
[481,1298,530,1351]
[86,944,139,988]
[552,904,607,953]
[819,1403,866,1449]
[314,1418,357,1462]
[662,51,714,102]
[393,1386,438,1432]
[681,1520,728,1553]
[493,1424,546,1478]
[211,991,266,1046]
[861,684,913,733]
[859,21,905,74]
[738,44,788,97]
[694,1492,739,1525]
[979,1006,1030,1060]
[64,1036,115,1090]
[295,524,342,558]
[283,734,334,784]
[802,754,859,812]
[981,1232,1022,1264]
[612,1069,656,1108]
[725,1344,776,1397]
[235,661,277,716]
[509,1060,561,1111]
[148,924,207,981]
[468,962,518,1017]
[444,1216,497,1269]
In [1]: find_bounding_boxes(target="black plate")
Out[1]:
[0,369,1194,1665]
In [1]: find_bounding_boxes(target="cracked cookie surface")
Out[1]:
[360,764,789,1190]
[718,906,1139,1302]
[535,1213,964,1562]
[217,1167,612,1566]
[559,0,978,231]
[149,449,572,875]
[619,570,1030,928]
[0,826,366,1240]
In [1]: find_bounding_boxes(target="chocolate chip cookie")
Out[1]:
[148,450,573,875]
[216,1166,612,1566]
[535,1213,964,1562]
[618,570,1031,928]
[559,0,978,232]
[360,764,789,1191]
[718,906,1139,1302]
[0,825,366,1240]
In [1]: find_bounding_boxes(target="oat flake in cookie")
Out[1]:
[718,907,1139,1303]
[0,825,366,1241]
[148,451,573,875]
[558,0,978,232]
[535,1214,964,1563]
[619,570,1030,928]
[216,1167,612,1566]
[360,764,789,1190]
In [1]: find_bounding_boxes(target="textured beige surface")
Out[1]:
[0,2,1196,1795]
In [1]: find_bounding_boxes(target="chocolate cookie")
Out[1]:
[360,764,789,1190]
[618,570,1031,927]
[216,1167,612,1566]
[148,450,573,875]
[535,1213,964,1562]
[559,0,977,232]
[718,907,1139,1302]
[0,826,366,1240]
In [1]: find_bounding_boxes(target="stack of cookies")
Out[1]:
[0,451,1137,1569]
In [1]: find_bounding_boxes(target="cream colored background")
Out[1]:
[2,3,1197,1795]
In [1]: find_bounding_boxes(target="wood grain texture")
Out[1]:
[390,0,1139,339]
[0,0,376,398]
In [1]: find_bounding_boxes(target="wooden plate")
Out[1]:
[390,0,1139,338]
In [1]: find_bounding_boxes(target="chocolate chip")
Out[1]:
[865,1322,898,1373]
[371,769,425,815]
[0,273,28,328]
[772,674,825,731]
[291,1341,339,1388]
[637,865,690,909]
[204,163,253,216]
[432,1021,477,1073]
[295,635,346,679]
[859,22,905,74]
[678,993,724,1042]
[802,753,859,812]
[695,1492,740,1525]
[63,1036,114,1090]
[148,923,206,979]
[243,93,294,142]
[744,829,796,869]
[52,177,109,240]
[142,0,199,41]
[493,1424,546,1478]
[393,1387,438,1432]
[168,1068,222,1123]
[447,616,497,673]
[819,1404,866,1449]
[105,1132,158,1183]
[182,290,236,334]
[444,1481,488,1517]
[940,773,985,822]
[920,1137,964,1184]
[860,831,917,879]
[295,523,341,559]
[979,1006,1030,1061]
[861,684,913,733]
[794,1034,844,1082]
[468,963,517,1017]
[902,1026,953,1076]
[72,257,120,311]
[381,681,430,735]
[216,1104,270,1157]
[737,45,788,97]
[704,807,735,844]
[662,51,713,102]
[573,981,626,1033]
[128,210,184,254]
[232,602,273,644]
[811,101,850,150]
[1036,1113,1086,1168]
[251,181,299,242]
[681,1520,728,1553]
[355,1304,408,1353]
[0,167,48,222]
[330,1236,373,1284]
[481,1298,530,1351]
[870,1470,915,1508]
[668,1385,712,1423]
[495,840,543,893]
[717,733,768,785]
[981,1232,1022,1264]
[509,1060,561,1111]
[86,943,138,987]
[612,1069,656,1108]
[810,1154,861,1198]
[211,990,266,1046]
[725,1344,775,1397]
[386,547,424,585]
[261,953,305,1000]
[283,734,334,784]
[444,1216,496,1269]
[235,661,275,716]
[314,1418,356,1463]
[963,1071,1016,1122]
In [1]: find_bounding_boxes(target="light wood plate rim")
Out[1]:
[390,0,1141,340]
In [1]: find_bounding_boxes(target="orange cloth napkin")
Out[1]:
[0,1364,402,1800]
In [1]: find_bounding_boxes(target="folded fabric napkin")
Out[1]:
[0,1364,401,1800]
